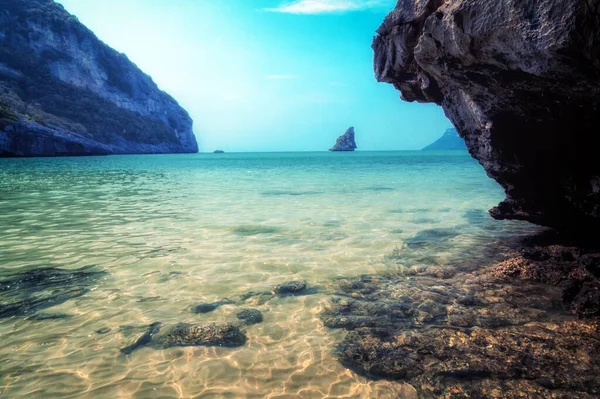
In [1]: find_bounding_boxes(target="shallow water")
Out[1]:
[0,152,539,398]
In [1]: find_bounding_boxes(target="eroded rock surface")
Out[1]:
[319,228,600,397]
[491,231,600,317]
[373,0,600,229]
[323,257,600,397]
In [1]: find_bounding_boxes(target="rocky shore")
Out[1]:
[3,229,599,397]
[366,1,600,394]
[321,231,600,398]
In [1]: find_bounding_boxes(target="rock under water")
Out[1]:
[322,244,600,398]
[0,266,106,318]
[120,322,247,355]
[373,0,600,230]
[236,308,263,325]
[191,300,235,314]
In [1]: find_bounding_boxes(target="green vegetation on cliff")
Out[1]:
[0,0,197,154]
[0,47,178,145]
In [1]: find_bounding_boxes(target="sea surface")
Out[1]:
[0,151,539,398]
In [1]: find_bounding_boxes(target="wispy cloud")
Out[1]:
[265,74,299,80]
[265,0,392,14]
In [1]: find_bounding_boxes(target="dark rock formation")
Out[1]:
[491,231,600,317]
[373,0,600,230]
[191,300,235,314]
[329,127,357,152]
[273,280,307,295]
[0,266,106,318]
[422,128,467,151]
[1,120,110,157]
[0,0,198,156]
[236,308,263,325]
[213,149,225,153]
[338,322,600,398]
[151,322,246,348]
[120,322,247,355]
[322,255,600,397]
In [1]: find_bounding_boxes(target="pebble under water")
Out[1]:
[2,151,592,398]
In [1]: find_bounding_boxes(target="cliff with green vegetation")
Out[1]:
[0,0,198,156]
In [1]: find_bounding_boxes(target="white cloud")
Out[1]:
[265,0,392,14]
[265,74,299,80]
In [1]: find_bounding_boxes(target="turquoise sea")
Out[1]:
[0,152,539,398]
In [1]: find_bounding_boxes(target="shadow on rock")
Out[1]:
[490,230,600,317]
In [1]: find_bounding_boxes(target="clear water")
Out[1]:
[0,152,538,398]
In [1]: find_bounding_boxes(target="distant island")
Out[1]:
[0,0,198,157]
[329,127,357,152]
[213,149,225,153]
[422,128,467,151]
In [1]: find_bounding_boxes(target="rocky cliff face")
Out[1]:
[330,127,357,152]
[0,0,198,156]
[422,127,467,151]
[373,0,600,230]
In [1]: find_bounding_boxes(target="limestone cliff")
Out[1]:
[0,0,198,156]
[422,128,467,151]
[330,127,357,152]
[373,0,600,230]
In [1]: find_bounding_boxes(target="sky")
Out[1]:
[57,0,453,152]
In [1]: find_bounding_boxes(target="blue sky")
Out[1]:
[57,0,452,152]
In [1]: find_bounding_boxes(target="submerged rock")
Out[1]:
[27,313,71,321]
[236,308,263,325]
[191,281,316,314]
[96,327,111,335]
[120,322,246,355]
[191,300,234,314]
[490,232,600,318]
[329,127,357,152]
[151,322,246,349]
[322,297,416,330]
[0,267,106,318]
[373,0,600,230]
[338,322,600,398]
[273,280,307,295]
[321,232,600,397]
